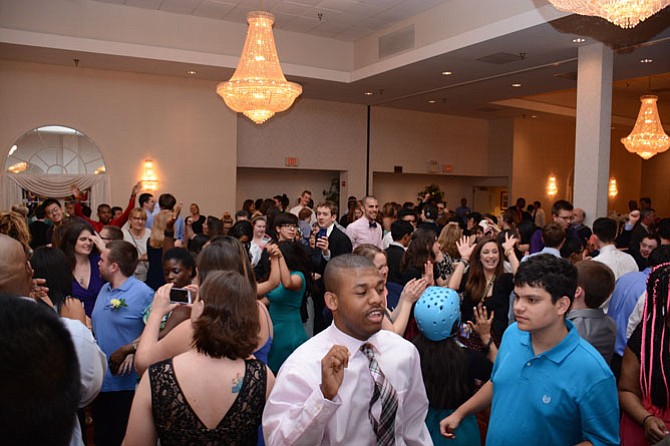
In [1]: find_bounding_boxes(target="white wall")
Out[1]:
[0,60,237,217]
[237,168,339,212]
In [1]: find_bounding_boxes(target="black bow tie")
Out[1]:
[369,221,378,229]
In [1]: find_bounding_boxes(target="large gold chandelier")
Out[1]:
[217,11,302,124]
[621,95,670,160]
[547,0,670,28]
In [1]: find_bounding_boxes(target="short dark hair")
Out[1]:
[551,199,573,216]
[575,260,615,309]
[235,209,250,220]
[163,248,196,278]
[642,234,661,246]
[192,271,259,360]
[0,294,80,445]
[397,208,416,220]
[424,203,438,220]
[230,221,253,241]
[560,236,584,260]
[640,207,655,220]
[97,203,111,213]
[101,225,123,241]
[649,245,670,268]
[106,240,139,277]
[273,212,298,230]
[324,254,376,296]
[138,193,153,207]
[42,198,61,210]
[592,218,618,243]
[158,193,176,211]
[111,206,122,215]
[515,254,578,305]
[542,223,566,248]
[391,220,413,241]
[640,197,652,207]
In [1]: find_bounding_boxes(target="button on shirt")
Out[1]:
[345,217,383,249]
[262,324,431,445]
[487,321,619,446]
[91,276,154,392]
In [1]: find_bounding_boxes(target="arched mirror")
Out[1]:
[4,125,105,175]
[1,125,109,213]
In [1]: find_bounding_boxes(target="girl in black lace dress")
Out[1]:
[123,270,274,445]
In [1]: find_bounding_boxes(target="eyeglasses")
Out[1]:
[45,208,61,216]
[131,217,147,221]
[281,224,297,230]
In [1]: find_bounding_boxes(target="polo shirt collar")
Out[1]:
[110,276,135,292]
[519,319,579,364]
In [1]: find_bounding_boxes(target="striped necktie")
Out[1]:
[360,343,398,446]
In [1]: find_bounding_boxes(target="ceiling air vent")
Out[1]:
[476,52,525,64]
[379,25,415,59]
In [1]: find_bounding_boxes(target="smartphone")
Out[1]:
[169,287,192,304]
[317,227,327,239]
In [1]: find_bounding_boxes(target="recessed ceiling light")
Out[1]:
[441,71,453,76]
[187,70,197,75]
[364,91,373,96]
[531,115,538,118]
[512,83,522,88]
[572,38,586,43]
[640,58,653,63]
[428,100,437,104]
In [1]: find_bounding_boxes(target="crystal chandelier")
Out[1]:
[621,95,670,160]
[216,11,302,124]
[547,0,670,28]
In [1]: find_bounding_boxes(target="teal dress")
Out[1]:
[267,271,308,374]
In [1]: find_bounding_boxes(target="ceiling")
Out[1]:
[2,1,670,122]
[92,0,449,41]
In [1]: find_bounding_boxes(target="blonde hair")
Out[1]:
[130,207,147,220]
[437,222,462,258]
[0,211,31,253]
[149,210,171,249]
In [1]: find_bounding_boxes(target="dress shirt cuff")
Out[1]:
[322,251,331,262]
[624,223,634,231]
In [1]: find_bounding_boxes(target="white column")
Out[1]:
[574,42,613,225]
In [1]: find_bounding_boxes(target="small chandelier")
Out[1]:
[547,175,558,196]
[547,0,670,28]
[608,178,618,197]
[217,11,302,124]
[621,95,670,160]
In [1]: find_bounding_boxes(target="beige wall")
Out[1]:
[641,151,670,217]
[237,98,368,212]
[512,116,648,219]
[0,60,237,217]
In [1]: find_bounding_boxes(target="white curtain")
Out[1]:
[1,173,111,212]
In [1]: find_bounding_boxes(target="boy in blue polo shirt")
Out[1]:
[440,254,619,445]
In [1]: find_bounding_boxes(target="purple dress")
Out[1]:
[72,254,105,317]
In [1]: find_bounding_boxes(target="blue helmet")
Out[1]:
[414,286,460,341]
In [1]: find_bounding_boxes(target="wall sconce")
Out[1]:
[7,161,27,173]
[608,178,618,198]
[547,175,558,196]
[142,159,158,191]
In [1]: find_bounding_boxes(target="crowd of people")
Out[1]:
[1,184,670,445]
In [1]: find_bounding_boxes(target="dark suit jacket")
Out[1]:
[312,226,353,275]
[386,244,405,285]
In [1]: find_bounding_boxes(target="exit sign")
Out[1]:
[285,157,299,167]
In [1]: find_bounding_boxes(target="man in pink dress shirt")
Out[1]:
[345,196,383,249]
[262,254,431,445]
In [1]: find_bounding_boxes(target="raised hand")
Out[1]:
[501,232,518,253]
[320,345,349,400]
[131,181,141,196]
[467,304,494,340]
[400,277,429,304]
[456,236,475,261]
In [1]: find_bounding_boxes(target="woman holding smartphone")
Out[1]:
[124,271,274,445]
